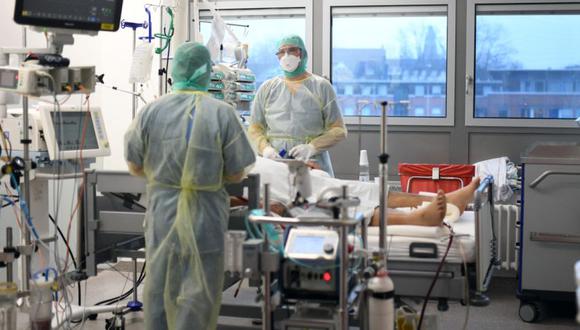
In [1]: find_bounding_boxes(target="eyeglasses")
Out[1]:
[275,46,301,57]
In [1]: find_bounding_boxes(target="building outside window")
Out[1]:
[331,8,449,118]
[473,10,580,120]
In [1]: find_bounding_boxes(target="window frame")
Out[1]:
[194,0,313,72]
[465,0,580,128]
[322,0,456,126]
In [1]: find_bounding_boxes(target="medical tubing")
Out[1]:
[11,174,40,240]
[49,214,82,305]
[32,267,58,282]
[417,233,454,330]
[244,214,261,239]
[1,196,18,208]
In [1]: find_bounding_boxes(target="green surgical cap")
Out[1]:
[171,42,212,91]
[276,35,308,78]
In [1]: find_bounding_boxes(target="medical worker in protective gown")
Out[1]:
[248,35,347,177]
[124,42,256,330]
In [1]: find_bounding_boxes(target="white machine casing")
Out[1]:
[38,103,110,160]
[0,65,96,96]
[0,110,46,155]
[284,228,339,261]
[0,66,40,95]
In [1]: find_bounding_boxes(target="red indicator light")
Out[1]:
[322,272,332,282]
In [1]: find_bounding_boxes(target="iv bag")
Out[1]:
[129,42,155,84]
[206,9,241,64]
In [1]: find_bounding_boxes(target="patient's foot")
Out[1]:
[446,177,480,214]
[406,190,447,226]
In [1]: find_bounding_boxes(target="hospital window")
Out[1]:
[432,85,442,95]
[472,9,580,120]
[378,85,387,95]
[558,108,574,119]
[414,107,426,117]
[415,85,425,96]
[199,15,306,91]
[345,85,354,95]
[331,8,448,118]
[362,85,372,96]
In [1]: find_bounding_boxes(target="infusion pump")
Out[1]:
[0,103,110,169]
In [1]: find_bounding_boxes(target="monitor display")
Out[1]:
[50,112,99,151]
[0,69,18,89]
[290,236,325,255]
[14,0,123,32]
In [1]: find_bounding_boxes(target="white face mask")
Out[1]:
[279,54,301,72]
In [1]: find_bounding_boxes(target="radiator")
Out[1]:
[493,204,520,272]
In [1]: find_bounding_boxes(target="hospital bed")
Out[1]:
[372,177,497,310]
[77,169,499,328]
[79,170,260,280]
[365,211,477,310]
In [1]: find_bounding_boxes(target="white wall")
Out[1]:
[0,0,189,284]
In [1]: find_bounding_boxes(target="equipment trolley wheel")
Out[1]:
[519,302,546,323]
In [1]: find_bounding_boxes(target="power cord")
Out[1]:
[417,224,454,330]
[49,214,82,306]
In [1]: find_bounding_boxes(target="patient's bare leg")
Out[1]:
[371,190,447,227]
[446,177,480,214]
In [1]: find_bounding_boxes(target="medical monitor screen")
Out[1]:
[0,70,18,89]
[290,236,325,255]
[14,0,123,32]
[51,112,99,151]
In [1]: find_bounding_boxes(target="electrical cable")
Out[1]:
[49,214,82,306]
[108,192,147,210]
[106,271,131,330]
[94,262,146,306]
[417,230,454,330]
[458,239,470,330]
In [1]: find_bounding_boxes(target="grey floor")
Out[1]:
[15,268,578,329]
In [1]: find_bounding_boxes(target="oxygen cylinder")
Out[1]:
[367,269,395,330]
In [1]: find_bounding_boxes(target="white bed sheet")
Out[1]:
[361,211,476,263]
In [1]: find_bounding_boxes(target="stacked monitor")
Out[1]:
[14,0,123,32]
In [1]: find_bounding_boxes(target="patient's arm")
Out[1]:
[387,191,431,208]
[371,190,447,227]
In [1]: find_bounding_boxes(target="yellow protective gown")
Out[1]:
[248,74,347,177]
[124,91,255,330]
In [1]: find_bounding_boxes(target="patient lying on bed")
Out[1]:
[236,157,479,227]
[370,178,480,227]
